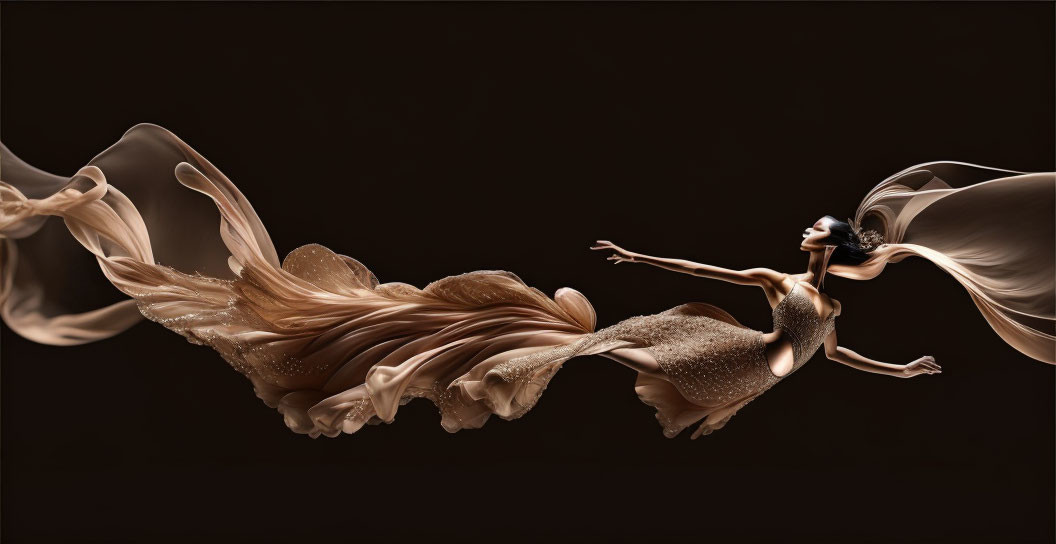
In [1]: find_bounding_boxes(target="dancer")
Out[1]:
[1,125,1051,438]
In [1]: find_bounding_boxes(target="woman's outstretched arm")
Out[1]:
[823,330,942,378]
[590,240,784,287]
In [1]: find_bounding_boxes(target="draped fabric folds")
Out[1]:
[0,124,597,437]
[828,162,1055,364]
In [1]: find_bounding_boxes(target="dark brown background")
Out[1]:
[2,2,1053,542]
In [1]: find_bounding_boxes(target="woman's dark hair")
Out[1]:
[818,215,883,266]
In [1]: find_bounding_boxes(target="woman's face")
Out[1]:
[801,216,834,251]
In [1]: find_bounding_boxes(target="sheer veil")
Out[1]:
[828,162,1055,364]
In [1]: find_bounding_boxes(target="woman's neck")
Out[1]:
[802,250,827,289]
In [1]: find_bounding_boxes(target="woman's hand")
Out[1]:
[900,355,942,378]
[590,240,637,264]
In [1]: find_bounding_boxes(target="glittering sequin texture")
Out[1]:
[527,283,838,438]
[773,283,837,371]
[588,307,773,406]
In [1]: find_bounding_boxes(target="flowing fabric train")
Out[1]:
[0,124,604,437]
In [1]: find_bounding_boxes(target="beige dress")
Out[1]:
[472,283,837,439]
[1,125,1049,441]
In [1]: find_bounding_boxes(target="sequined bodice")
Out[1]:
[771,283,837,369]
[535,285,837,420]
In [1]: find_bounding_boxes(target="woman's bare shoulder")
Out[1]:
[759,272,796,306]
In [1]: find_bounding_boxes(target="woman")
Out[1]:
[0,125,1051,438]
[584,219,942,438]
